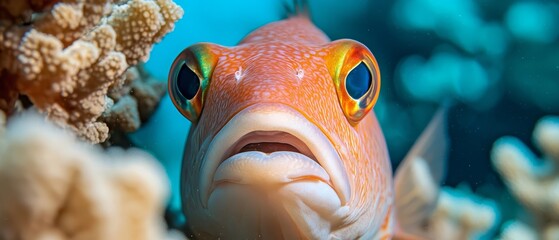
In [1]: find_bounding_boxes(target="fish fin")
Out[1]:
[401,104,449,183]
[284,0,310,19]
[393,104,450,234]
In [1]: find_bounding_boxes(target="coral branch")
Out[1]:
[426,186,499,240]
[492,116,559,240]
[396,157,499,239]
[0,0,184,143]
[102,65,166,136]
[0,111,185,240]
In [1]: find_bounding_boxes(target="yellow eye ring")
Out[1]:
[325,39,381,125]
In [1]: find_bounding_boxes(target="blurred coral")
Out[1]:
[0,111,186,240]
[396,156,499,240]
[390,0,559,112]
[498,220,559,240]
[397,50,494,105]
[499,220,538,240]
[492,116,559,240]
[504,2,558,44]
[393,0,508,56]
[0,0,183,143]
[0,0,58,23]
[425,186,499,240]
[391,0,507,110]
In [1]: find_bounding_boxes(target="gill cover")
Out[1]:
[169,43,223,123]
[324,39,381,124]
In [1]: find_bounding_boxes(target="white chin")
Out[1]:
[207,180,345,239]
[205,150,345,239]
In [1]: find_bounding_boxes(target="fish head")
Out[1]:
[169,17,392,239]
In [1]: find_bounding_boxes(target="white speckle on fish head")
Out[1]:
[235,66,243,83]
[296,68,304,82]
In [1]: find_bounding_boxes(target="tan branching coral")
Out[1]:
[0,0,183,143]
[500,220,559,240]
[0,111,185,240]
[425,186,499,240]
[499,220,559,240]
[492,116,559,240]
[0,1,58,22]
[499,221,538,240]
[104,95,142,132]
[102,65,166,133]
[108,0,182,65]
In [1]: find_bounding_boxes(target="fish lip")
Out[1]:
[199,103,351,208]
[221,130,318,166]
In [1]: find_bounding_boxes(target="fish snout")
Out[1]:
[197,103,351,207]
[187,103,352,238]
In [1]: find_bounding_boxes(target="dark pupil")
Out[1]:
[177,63,200,100]
[345,62,372,99]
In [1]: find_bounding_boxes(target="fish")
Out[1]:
[168,4,448,240]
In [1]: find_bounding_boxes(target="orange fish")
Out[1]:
[169,8,447,240]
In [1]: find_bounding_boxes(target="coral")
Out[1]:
[103,65,166,134]
[499,220,559,240]
[492,116,559,240]
[396,157,499,240]
[0,0,57,22]
[0,0,183,143]
[425,186,499,240]
[397,51,493,105]
[129,66,167,122]
[390,0,510,112]
[504,2,558,44]
[499,221,538,240]
[0,111,186,240]
[391,0,559,112]
[392,0,508,56]
[104,95,141,132]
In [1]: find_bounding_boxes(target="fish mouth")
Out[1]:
[223,131,316,162]
[199,103,351,208]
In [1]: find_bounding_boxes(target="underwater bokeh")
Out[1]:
[127,0,558,238]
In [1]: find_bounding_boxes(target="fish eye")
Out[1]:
[168,43,223,123]
[345,62,372,100]
[169,56,203,123]
[323,39,381,125]
[177,63,200,100]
